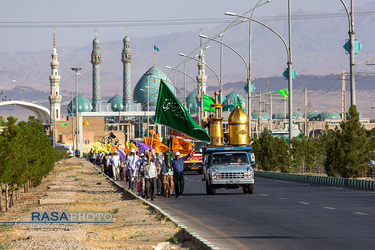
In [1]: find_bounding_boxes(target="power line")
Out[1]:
[0,11,374,29]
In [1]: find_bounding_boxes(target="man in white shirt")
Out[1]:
[112,151,121,181]
[126,148,138,189]
[143,150,157,200]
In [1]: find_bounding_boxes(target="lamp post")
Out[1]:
[371,107,375,121]
[71,68,81,156]
[340,0,356,106]
[179,53,220,127]
[199,34,251,134]
[225,2,294,145]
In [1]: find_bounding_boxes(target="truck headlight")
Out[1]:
[211,169,220,179]
[245,169,253,178]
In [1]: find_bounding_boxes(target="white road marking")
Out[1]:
[353,212,369,216]
[299,201,310,205]
[278,198,287,200]
[260,194,269,196]
[323,207,336,210]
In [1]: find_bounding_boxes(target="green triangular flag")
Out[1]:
[237,96,243,109]
[276,88,289,98]
[203,93,215,112]
[60,122,68,127]
[155,80,210,143]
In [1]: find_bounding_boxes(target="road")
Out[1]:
[152,173,375,250]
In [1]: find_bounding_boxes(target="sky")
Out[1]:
[0,0,371,53]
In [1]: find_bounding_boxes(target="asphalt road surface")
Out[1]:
[153,173,375,250]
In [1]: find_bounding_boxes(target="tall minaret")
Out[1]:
[196,32,207,94]
[121,29,132,110]
[91,31,102,112]
[48,29,62,122]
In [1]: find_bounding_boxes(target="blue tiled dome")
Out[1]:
[67,94,92,114]
[133,66,174,110]
[107,94,123,111]
[317,111,341,120]
[341,111,363,119]
[251,111,271,120]
[307,111,320,120]
[222,91,246,112]
[186,91,198,114]
[286,111,303,120]
[272,111,285,119]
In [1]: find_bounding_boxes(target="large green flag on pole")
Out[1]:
[60,122,68,127]
[203,93,215,112]
[155,80,210,143]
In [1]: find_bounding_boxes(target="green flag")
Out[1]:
[203,93,215,112]
[276,88,289,98]
[155,80,210,143]
[237,96,243,109]
[60,122,68,127]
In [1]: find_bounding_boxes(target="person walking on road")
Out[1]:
[112,151,121,181]
[126,148,138,189]
[171,148,194,198]
[143,150,157,201]
[162,152,174,197]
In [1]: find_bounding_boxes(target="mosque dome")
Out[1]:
[317,111,341,120]
[251,111,271,120]
[107,94,124,111]
[342,111,363,119]
[186,91,198,114]
[93,37,99,45]
[272,111,285,119]
[222,91,246,112]
[133,66,174,110]
[67,94,92,114]
[307,111,320,120]
[286,111,303,120]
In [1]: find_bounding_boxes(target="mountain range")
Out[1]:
[0,3,374,120]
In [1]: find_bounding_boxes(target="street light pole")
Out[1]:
[340,0,356,106]
[225,11,293,145]
[71,68,81,156]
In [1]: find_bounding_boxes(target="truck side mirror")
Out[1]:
[251,153,255,163]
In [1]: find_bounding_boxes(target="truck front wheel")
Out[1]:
[206,181,216,195]
[249,184,254,194]
[243,184,254,194]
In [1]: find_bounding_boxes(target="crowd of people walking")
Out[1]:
[89,147,194,201]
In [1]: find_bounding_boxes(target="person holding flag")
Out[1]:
[171,148,194,198]
[126,148,138,189]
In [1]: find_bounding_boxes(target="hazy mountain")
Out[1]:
[1,3,375,120]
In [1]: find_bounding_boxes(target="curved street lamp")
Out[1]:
[225,0,294,145]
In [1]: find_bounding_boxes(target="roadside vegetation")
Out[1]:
[252,105,375,179]
[0,116,66,212]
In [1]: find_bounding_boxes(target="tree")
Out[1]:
[324,105,373,178]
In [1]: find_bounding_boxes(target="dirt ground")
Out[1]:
[0,158,199,249]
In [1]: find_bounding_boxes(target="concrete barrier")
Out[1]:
[255,170,375,190]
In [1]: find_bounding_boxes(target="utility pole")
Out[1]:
[270,94,273,130]
[259,91,262,134]
[341,71,347,121]
[304,86,307,136]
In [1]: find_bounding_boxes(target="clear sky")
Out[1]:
[0,0,371,53]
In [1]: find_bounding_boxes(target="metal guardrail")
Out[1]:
[255,170,375,190]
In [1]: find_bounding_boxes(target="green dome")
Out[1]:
[133,66,174,110]
[222,91,246,112]
[342,111,363,119]
[286,111,303,120]
[317,111,341,120]
[186,91,198,114]
[307,111,320,120]
[67,94,92,114]
[107,94,124,111]
[251,111,271,120]
[272,111,285,119]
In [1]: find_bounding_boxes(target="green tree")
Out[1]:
[324,105,373,178]
[291,136,317,173]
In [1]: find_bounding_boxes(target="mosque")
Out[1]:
[48,31,374,153]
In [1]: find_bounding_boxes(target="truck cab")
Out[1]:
[203,145,255,195]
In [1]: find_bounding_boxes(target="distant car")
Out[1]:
[54,143,74,157]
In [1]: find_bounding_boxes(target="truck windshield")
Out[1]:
[211,153,249,165]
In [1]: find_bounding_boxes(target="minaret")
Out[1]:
[121,29,132,110]
[91,31,102,112]
[196,32,207,94]
[48,29,62,122]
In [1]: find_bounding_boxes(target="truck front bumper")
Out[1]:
[211,179,254,185]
